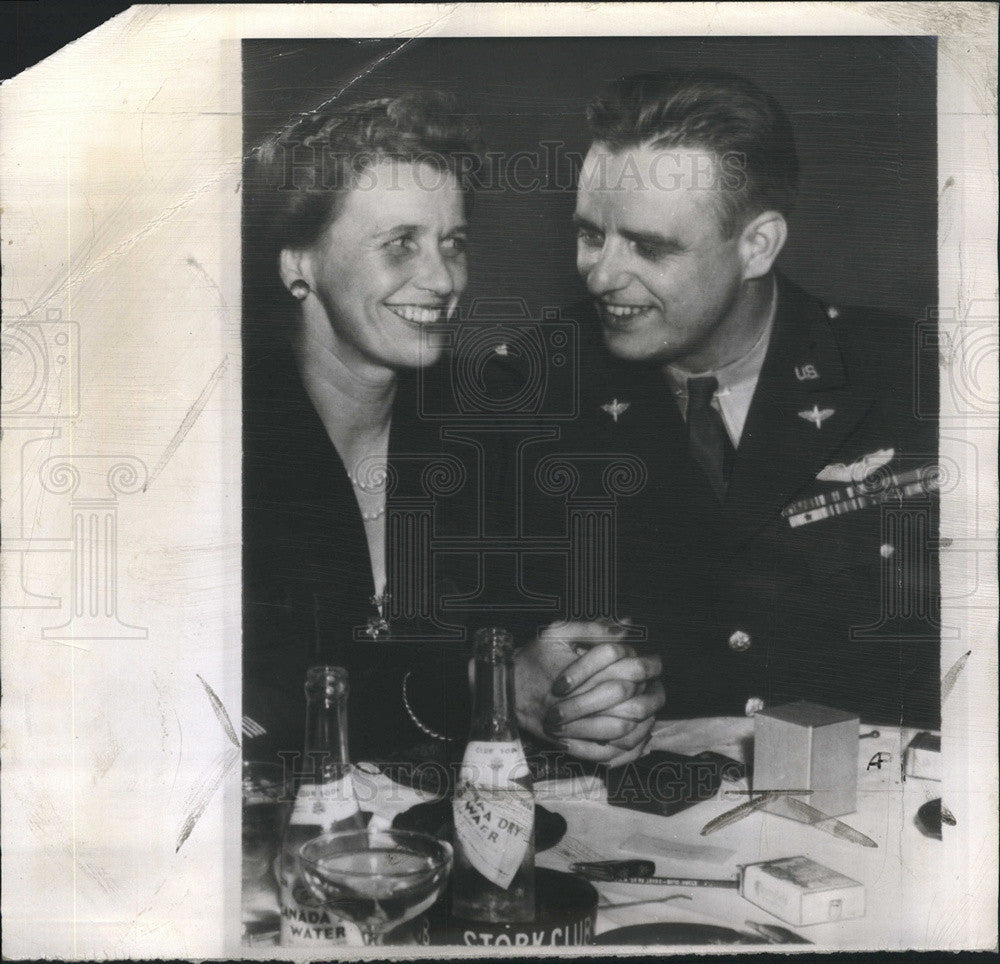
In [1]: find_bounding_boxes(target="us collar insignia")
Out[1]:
[798,404,835,429]
[601,398,630,423]
[817,448,895,484]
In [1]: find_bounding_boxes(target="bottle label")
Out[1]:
[279,875,364,946]
[453,741,534,890]
[288,772,359,829]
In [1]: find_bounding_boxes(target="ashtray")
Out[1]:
[426,868,598,947]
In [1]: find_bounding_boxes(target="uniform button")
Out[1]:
[728,629,752,652]
[745,697,765,717]
[880,543,895,558]
[826,305,840,319]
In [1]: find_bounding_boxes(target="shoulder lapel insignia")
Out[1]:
[798,404,835,429]
[601,398,630,423]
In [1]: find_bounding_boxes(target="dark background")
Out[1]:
[243,36,937,324]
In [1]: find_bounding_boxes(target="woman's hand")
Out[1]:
[514,621,615,738]
[550,679,665,767]
[513,621,664,767]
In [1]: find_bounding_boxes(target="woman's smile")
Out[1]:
[383,303,451,326]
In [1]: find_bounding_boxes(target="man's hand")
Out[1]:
[513,621,664,768]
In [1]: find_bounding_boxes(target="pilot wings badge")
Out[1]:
[798,404,835,429]
[601,398,630,423]
[816,448,895,484]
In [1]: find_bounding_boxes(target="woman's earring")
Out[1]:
[289,279,310,300]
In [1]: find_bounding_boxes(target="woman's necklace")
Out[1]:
[294,323,392,625]
[355,499,385,522]
[346,460,387,520]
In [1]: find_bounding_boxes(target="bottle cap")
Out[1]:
[305,665,349,699]
[473,626,514,662]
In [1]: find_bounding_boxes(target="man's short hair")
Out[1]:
[587,71,800,236]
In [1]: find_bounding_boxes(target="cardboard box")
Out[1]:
[903,731,941,781]
[753,701,859,816]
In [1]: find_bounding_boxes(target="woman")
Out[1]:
[243,90,663,769]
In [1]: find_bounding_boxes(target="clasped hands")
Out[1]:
[514,620,664,768]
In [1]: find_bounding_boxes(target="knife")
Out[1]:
[761,793,878,848]
[700,790,785,836]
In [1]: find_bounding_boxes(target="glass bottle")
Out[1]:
[279,665,364,946]
[451,627,536,922]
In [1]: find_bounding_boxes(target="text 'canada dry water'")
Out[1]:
[452,628,536,923]
[279,665,365,946]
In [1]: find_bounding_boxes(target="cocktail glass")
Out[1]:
[299,828,452,946]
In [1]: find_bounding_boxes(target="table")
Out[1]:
[243,718,944,952]
[536,718,944,949]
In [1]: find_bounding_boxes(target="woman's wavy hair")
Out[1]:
[253,89,482,254]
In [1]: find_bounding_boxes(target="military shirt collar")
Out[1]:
[663,276,777,445]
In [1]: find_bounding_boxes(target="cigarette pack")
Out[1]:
[740,856,865,926]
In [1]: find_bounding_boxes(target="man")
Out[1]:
[546,70,939,727]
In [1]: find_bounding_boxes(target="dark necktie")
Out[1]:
[686,375,735,501]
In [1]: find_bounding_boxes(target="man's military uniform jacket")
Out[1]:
[530,275,940,728]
